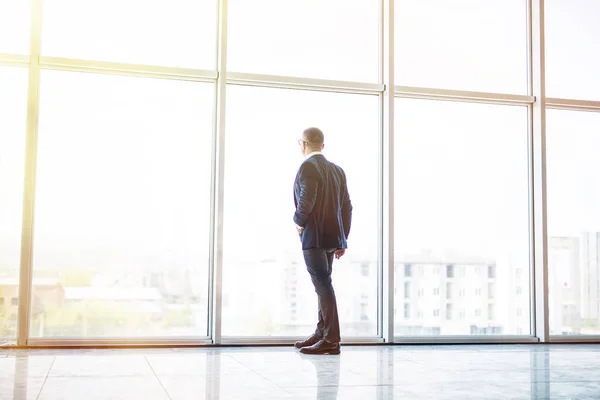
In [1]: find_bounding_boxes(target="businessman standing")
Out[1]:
[293,127,352,355]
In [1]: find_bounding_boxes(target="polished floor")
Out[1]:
[1,344,600,399]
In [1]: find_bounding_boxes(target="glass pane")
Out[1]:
[394,99,530,336]
[228,0,379,82]
[546,0,600,100]
[223,85,379,337]
[395,0,527,94]
[0,67,28,344]
[42,0,217,69]
[31,70,213,337]
[0,0,30,54]
[547,109,600,336]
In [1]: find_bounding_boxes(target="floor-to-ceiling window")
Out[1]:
[545,0,600,102]
[0,1,30,54]
[0,0,30,346]
[41,0,217,69]
[545,0,600,338]
[392,0,532,337]
[222,0,380,338]
[23,0,217,341]
[31,71,214,338]
[227,0,379,82]
[547,110,600,336]
[222,87,379,337]
[1,0,600,346]
[393,100,531,336]
[0,67,28,343]
[394,0,527,94]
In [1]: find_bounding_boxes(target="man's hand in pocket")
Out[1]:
[334,249,345,259]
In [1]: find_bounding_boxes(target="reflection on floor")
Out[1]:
[1,344,599,399]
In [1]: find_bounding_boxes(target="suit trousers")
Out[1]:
[302,248,341,343]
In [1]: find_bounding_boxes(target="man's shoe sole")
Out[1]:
[299,348,341,355]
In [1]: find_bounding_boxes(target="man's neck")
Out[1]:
[305,151,322,160]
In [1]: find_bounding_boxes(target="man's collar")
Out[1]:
[305,151,323,160]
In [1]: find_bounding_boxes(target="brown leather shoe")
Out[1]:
[294,335,321,349]
[299,339,340,355]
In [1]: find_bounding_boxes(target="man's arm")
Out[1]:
[293,163,319,228]
[335,172,352,259]
[341,172,352,239]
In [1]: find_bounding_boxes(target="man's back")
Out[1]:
[294,154,352,250]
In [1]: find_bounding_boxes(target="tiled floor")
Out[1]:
[1,344,599,399]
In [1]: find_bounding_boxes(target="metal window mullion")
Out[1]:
[381,0,395,343]
[393,335,539,344]
[226,72,384,95]
[25,337,212,347]
[546,98,600,112]
[210,0,228,345]
[394,86,535,106]
[39,56,218,83]
[526,0,536,343]
[17,0,44,347]
[0,53,30,67]
[530,0,549,343]
[219,337,384,345]
[549,335,600,343]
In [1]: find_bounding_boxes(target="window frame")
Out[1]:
[6,0,594,347]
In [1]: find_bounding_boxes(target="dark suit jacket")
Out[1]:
[293,154,352,250]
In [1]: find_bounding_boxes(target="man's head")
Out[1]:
[299,127,325,156]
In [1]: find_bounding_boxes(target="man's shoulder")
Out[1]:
[328,160,346,176]
[298,158,320,176]
[301,155,345,175]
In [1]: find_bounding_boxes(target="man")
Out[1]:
[293,127,352,355]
